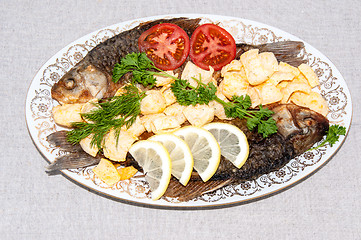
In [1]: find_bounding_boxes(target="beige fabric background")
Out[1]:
[1,0,360,239]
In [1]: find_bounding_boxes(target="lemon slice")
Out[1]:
[129,140,172,200]
[173,126,221,182]
[203,122,249,168]
[149,134,193,186]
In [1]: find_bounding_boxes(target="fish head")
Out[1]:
[51,63,109,104]
[271,104,329,154]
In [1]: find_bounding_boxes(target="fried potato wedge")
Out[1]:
[241,49,269,85]
[117,166,138,180]
[79,134,99,157]
[256,82,283,105]
[290,91,329,116]
[181,61,214,88]
[103,130,137,162]
[298,63,320,88]
[150,115,181,134]
[183,104,214,127]
[219,72,249,100]
[93,158,121,186]
[52,103,84,128]
[278,62,300,76]
[280,82,312,103]
[140,90,166,115]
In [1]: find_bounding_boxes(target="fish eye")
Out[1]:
[64,78,76,90]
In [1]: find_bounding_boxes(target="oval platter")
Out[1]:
[26,14,352,209]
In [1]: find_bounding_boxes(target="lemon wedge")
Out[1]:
[149,134,194,186]
[129,140,172,200]
[203,122,249,168]
[173,126,221,182]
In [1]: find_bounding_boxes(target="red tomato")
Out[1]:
[190,24,236,71]
[138,23,190,70]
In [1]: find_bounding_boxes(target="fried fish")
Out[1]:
[51,18,305,104]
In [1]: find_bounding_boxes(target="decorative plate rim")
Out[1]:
[25,14,352,209]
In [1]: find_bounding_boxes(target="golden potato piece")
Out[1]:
[208,91,233,120]
[155,71,178,87]
[79,134,99,157]
[240,49,270,85]
[298,63,319,88]
[259,52,279,76]
[276,80,290,90]
[269,71,295,85]
[163,103,187,125]
[278,62,300,76]
[93,158,121,186]
[290,91,329,116]
[256,82,283,105]
[140,113,166,132]
[181,61,214,87]
[162,88,177,106]
[221,60,243,76]
[121,116,145,137]
[117,166,138,180]
[150,115,181,134]
[219,72,249,100]
[80,99,99,123]
[52,103,84,128]
[280,82,312,103]
[140,90,166,114]
[292,73,309,85]
[103,129,137,162]
[247,87,262,108]
[183,104,214,127]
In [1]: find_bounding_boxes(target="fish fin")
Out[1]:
[46,152,101,173]
[236,41,306,67]
[46,131,83,153]
[164,177,233,202]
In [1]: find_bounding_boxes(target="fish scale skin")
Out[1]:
[84,18,202,75]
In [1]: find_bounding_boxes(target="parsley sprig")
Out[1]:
[66,85,145,149]
[113,52,177,87]
[310,125,346,150]
[170,78,217,106]
[220,95,278,138]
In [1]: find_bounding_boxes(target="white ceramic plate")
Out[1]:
[26,14,352,209]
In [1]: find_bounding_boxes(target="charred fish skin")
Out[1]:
[211,104,329,182]
[51,18,202,104]
[163,104,329,201]
[236,41,306,67]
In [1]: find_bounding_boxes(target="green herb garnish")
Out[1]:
[310,125,346,150]
[112,52,177,87]
[66,85,145,149]
[221,96,278,138]
[170,77,217,106]
[112,53,278,138]
[170,74,277,138]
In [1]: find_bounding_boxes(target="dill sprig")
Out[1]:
[66,85,145,148]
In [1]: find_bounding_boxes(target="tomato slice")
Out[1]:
[190,24,236,71]
[138,23,190,70]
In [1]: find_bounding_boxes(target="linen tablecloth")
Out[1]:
[1,0,360,239]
